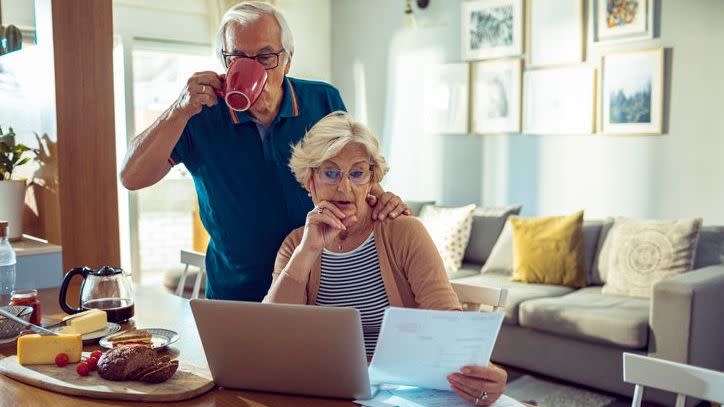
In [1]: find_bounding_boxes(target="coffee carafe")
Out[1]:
[59,266,134,323]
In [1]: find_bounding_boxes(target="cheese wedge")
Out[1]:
[17,334,82,365]
[61,309,107,335]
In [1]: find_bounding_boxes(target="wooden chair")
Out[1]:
[175,249,206,299]
[450,281,508,312]
[623,353,724,407]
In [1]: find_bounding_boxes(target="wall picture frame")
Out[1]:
[421,63,470,134]
[592,0,654,43]
[527,0,584,67]
[461,0,524,61]
[523,66,596,135]
[600,48,664,135]
[470,58,522,134]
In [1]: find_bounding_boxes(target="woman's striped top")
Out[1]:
[316,232,389,357]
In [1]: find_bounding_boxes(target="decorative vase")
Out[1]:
[0,180,27,240]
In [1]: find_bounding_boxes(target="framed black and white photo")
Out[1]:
[592,0,654,43]
[601,48,663,135]
[470,58,522,134]
[462,0,523,61]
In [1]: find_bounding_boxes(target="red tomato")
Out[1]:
[90,350,103,360]
[85,356,98,371]
[55,353,69,367]
[76,362,90,376]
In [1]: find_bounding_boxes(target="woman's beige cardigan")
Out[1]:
[263,215,461,310]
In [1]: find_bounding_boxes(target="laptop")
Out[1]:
[190,299,376,400]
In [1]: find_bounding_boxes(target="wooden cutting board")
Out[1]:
[0,352,215,402]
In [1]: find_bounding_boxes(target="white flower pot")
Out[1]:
[0,180,27,240]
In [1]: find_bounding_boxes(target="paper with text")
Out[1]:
[368,307,504,390]
[355,387,525,407]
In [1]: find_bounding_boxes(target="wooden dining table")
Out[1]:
[0,285,530,407]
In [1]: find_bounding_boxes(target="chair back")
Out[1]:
[623,352,724,407]
[450,282,508,312]
[176,249,206,299]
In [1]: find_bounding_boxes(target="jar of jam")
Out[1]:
[10,289,42,326]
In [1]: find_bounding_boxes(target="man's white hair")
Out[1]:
[215,1,295,67]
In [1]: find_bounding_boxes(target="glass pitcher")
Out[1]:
[59,266,134,323]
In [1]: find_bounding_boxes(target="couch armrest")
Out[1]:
[649,265,724,373]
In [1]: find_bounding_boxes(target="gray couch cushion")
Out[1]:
[519,287,650,349]
[582,220,604,284]
[447,262,483,280]
[463,205,522,265]
[590,219,614,285]
[451,272,574,325]
[694,226,724,269]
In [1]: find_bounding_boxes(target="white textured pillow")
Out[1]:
[600,217,702,298]
[419,204,476,273]
[480,220,514,274]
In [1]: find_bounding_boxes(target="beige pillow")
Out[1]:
[600,217,702,298]
[419,204,476,273]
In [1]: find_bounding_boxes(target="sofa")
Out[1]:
[412,203,724,406]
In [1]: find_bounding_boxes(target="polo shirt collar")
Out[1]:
[229,77,300,125]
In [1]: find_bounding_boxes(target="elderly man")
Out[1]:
[120,2,409,301]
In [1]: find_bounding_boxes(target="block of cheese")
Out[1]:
[61,309,107,335]
[17,334,82,365]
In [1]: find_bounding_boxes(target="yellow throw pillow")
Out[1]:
[509,210,586,288]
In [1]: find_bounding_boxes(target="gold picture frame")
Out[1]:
[599,47,664,135]
[470,58,522,135]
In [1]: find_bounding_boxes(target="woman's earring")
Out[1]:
[307,192,312,197]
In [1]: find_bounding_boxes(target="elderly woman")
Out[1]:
[263,112,507,405]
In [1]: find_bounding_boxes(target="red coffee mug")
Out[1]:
[215,58,268,112]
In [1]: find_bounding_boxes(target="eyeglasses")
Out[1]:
[221,49,285,70]
[314,165,373,186]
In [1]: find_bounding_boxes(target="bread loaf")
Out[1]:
[97,345,178,383]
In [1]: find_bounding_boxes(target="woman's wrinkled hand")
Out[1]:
[447,363,508,406]
[299,201,357,253]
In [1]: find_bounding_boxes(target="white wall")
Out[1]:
[331,0,724,224]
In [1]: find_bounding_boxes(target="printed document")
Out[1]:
[368,307,504,391]
[355,386,525,407]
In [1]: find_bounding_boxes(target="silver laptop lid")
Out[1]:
[191,299,372,400]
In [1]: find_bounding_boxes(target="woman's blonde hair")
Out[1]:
[289,111,389,188]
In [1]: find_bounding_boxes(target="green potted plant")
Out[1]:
[0,126,37,240]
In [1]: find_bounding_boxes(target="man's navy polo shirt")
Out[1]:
[170,77,346,301]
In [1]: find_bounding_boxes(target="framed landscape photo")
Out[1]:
[601,48,664,135]
[470,58,522,134]
[523,66,596,135]
[592,0,654,43]
[462,0,523,61]
[422,63,470,134]
[527,0,584,67]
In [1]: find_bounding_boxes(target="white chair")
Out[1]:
[623,352,724,407]
[175,249,206,299]
[450,281,508,312]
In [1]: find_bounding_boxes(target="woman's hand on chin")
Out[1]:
[446,364,508,406]
[299,201,356,253]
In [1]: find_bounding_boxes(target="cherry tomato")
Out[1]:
[55,353,69,367]
[90,350,103,360]
[76,362,90,376]
[85,356,98,371]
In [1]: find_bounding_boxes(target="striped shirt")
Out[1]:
[316,232,389,357]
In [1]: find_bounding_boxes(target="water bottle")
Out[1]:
[0,221,16,306]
